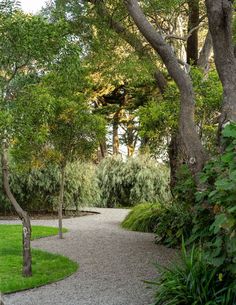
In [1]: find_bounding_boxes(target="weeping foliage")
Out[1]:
[0,161,100,213]
[121,203,161,232]
[96,155,170,207]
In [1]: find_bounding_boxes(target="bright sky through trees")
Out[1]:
[20,0,46,13]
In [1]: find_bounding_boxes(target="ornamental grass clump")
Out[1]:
[150,243,236,305]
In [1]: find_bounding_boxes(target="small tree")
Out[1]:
[14,46,106,239]
[0,1,67,276]
[49,98,106,238]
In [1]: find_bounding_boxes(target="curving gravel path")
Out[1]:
[1,208,176,305]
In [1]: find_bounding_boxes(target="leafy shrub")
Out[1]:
[0,161,100,213]
[121,201,193,247]
[190,124,236,276]
[121,203,161,232]
[155,203,193,247]
[173,164,196,205]
[96,155,170,207]
[150,244,236,305]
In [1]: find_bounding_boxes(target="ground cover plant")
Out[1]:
[0,225,78,293]
[122,202,193,247]
[121,203,161,232]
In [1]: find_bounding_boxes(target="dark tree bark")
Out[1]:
[1,143,32,277]
[205,0,236,140]
[124,0,207,177]
[197,30,212,72]
[58,164,66,239]
[168,133,183,188]
[187,0,200,65]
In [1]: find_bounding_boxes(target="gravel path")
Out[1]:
[1,208,176,305]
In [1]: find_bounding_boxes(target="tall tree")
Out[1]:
[123,0,207,178]
[187,0,200,65]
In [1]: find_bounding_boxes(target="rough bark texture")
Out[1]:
[187,0,200,65]
[124,0,206,176]
[168,133,183,188]
[99,141,107,159]
[197,30,212,72]
[58,165,65,239]
[1,143,32,277]
[205,0,236,137]
[89,0,167,93]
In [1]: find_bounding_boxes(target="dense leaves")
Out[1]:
[0,162,100,213]
[190,124,236,275]
[150,244,236,305]
[96,155,170,207]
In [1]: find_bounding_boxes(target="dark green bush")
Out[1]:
[154,203,193,247]
[121,203,161,232]
[150,244,236,305]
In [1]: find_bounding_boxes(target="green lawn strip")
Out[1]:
[0,225,78,294]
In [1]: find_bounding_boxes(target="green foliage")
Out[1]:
[12,45,106,166]
[122,202,193,245]
[0,224,78,293]
[96,155,170,207]
[150,244,236,305]
[138,69,222,157]
[173,165,196,205]
[154,203,193,247]
[121,203,161,232]
[190,123,236,275]
[0,162,100,213]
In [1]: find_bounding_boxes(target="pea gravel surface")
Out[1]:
[1,208,176,305]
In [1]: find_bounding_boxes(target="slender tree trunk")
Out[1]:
[99,141,107,159]
[1,143,32,277]
[124,0,207,178]
[205,0,236,142]
[58,164,66,239]
[197,31,212,72]
[113,111,120,155]
[187,0,200,65]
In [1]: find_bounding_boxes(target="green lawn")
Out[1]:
[0,225,78,294]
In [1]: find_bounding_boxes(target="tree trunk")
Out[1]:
[168,133,183,188]
[113,111,120,155]
[100,141,107,159]
[197,30,212,72]
[205,0,236,141]
[58,165,66,239]
[0,293,4,305]
[124,0,207,177]
[187,0,200,65]
[1,143,32,277]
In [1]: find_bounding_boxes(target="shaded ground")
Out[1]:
[1,208,176,305]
